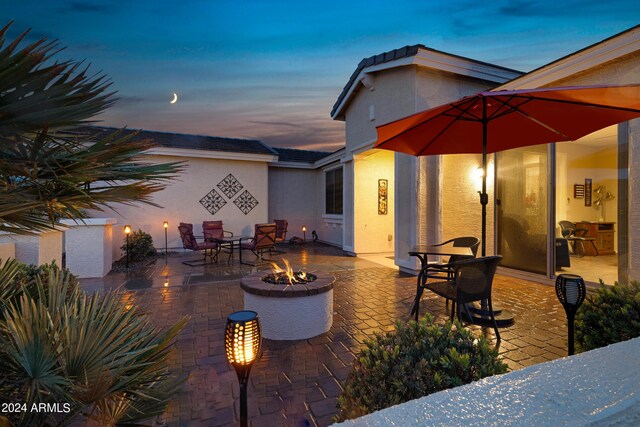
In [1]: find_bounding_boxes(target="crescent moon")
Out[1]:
[170,93,178,104]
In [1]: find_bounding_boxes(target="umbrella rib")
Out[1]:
[414,99,482,156]
[489,96,574,140]
[376,98,478,148]
[446,98,483,121]
[486,96,531,120]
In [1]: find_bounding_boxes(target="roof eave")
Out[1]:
[147,146,278,162]
[496,25,640,90]
[331,48,523,121]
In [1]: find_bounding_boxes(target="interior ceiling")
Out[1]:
[574,125,617,147]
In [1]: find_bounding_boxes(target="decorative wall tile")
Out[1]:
[233,190,259,215]
[200,189,227,215]
[217,173,243,199]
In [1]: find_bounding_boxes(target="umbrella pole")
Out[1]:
[480,99,488,257]
[481,146,487,257]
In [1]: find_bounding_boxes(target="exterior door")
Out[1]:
[496,145,549,275]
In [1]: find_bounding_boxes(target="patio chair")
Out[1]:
[412,236,480,319]
[424,255,503,340]
[203,220,234,257]
[274,219,288,243]
[178,223,220,266]
[202,220,233,240]
[240,223,277,265]
[271,219,288,254]
[423,236,480,281]
[559,220,598,257]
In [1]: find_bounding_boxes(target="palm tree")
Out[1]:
[0,21,184,234]
[0,22,190,426]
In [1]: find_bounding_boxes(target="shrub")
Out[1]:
[575,280,640,352]
[0,263,188,426]
[335,315,507,421]
[121,228,158,261]
[0,260,80,317]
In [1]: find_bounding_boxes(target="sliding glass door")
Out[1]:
[496,145,548,275]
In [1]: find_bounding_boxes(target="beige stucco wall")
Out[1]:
[61,218,115,278]
[345,67,417,150]
[441,154,496,255]
[342,64,503,267]
[0,230,63,266]
[268,167,321,243]
[0,242,15,261]
[100,154,270,261]
[353,150,395,253]
[418,70,499,256]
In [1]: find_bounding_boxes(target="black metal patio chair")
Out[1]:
[424,255,503,340]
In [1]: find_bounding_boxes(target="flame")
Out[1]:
[270,259,302,285]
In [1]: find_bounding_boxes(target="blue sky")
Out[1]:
[2,1,639,151]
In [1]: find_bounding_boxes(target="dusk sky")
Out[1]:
[2,1,639,151]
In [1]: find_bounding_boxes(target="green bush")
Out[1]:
[0,261,187,426]
[335,315,507,422]
[0,260,80,317]
[575,280,640,352]
[121,228,158,261]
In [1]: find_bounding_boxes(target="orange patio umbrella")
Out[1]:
[374,84,640,256]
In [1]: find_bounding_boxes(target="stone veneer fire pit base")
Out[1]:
[240,272,335,340]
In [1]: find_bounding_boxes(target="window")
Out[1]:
[325,167,343,215]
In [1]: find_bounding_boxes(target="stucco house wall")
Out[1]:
[353,149,395,253]
[342,67,418,255]
[268,167,320,243]
[415,69,499,256]
[103,154,270,261]
[333,41,523,270]
[344,67,417,151]
[0,230,63,266]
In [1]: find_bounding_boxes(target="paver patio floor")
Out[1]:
[82,243,570,426]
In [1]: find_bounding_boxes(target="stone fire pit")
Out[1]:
[240,271,335,340]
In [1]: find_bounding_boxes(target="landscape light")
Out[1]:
[225,311,261,427]
[163,220,169,261]
[124,225,131,269]
[555,274,586,356]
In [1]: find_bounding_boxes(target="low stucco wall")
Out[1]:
[0,230,63,266]
[61,218,116,278]
[0,242,15,261]
[333,337,640,426]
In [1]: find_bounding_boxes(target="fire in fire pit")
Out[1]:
[263,259,317,285]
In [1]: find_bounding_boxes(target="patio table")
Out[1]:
[211,234,252,264]
[408,245,473,320]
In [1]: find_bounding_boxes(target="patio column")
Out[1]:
[395,154,441,274]
[342,158,355,254]
[627,119,640,281]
